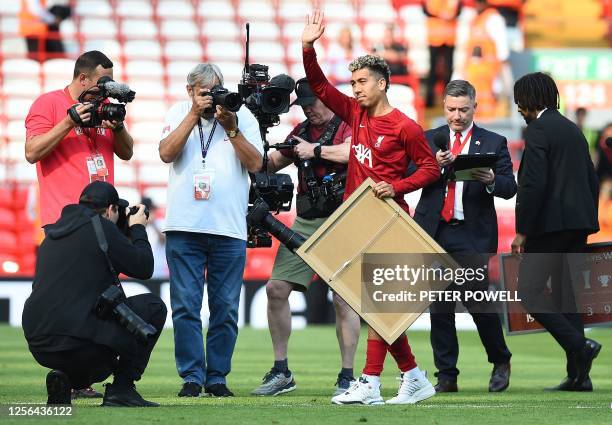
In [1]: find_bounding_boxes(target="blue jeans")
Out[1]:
[166,231,246,387]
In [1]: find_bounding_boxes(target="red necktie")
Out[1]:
[441,132,463,222]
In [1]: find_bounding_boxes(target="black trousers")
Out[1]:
[518,230,587,377]
[31,294,166,390]
[426,44,454,107]
[430,222,512,381]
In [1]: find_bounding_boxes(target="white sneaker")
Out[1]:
[386,373,436,404]
[331,377,384,405]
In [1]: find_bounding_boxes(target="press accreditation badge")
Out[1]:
[92,153,108,177]
[86,156,104,182]
[194,169,215,200]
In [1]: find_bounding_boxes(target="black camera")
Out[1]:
[238,64,294,129]
[93,285,157,343]
[206,85,243,113]
[247,198,306,252]
[116,205,150,236]
[69,76,135,128]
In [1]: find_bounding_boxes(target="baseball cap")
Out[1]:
[291,78,317,107]
[79,181,129,209]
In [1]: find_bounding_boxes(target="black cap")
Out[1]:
[79,181,129,209]
[291,78,316,107]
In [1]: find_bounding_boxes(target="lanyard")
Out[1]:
[197,119,217,168]
[451,127,473,155]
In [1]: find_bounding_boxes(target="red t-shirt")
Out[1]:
[25,89,116,226]
[279,119,351,194]
[303,47,440,213]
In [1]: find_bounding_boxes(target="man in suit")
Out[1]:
[512,72,601,391]
[412,80,516,392]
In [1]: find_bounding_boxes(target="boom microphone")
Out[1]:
[97,76,136,103]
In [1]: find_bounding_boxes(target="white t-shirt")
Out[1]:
[161,101,264,240]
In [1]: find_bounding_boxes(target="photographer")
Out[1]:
[251,79,360,397]
[159,63,263,397]
[25,50,134,231]
[22,181,166,407]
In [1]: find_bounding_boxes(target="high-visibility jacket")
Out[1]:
[425,0,460,47]
[19,0,48,38]
[486,0,522,10]
[465,8,502,119]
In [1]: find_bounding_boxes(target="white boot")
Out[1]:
[331,376,384,405]
[386,372,436,404]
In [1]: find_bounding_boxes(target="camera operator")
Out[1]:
[25,50,134,232]
[22,181,166,407]
[251,78,360,397]
[159,63,263,398]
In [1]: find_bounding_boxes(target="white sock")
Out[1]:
[404,366,424,380]
[362,374,381,386]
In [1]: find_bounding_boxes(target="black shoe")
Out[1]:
[489,363,511,392]
[545,376,593,392]
[178,382,202,397]
[101,383,159,407]
[71,386,103,399]
[434,379,458,393]
[46,370,71,405]
[205,383,234,397]
[575,339,602,385]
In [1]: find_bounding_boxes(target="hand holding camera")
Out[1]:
[191,89,214,117]
[127,204,149,227]
[292,135,316,160]
[66,103,93,127]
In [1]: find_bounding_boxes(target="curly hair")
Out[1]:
[348,55,391,92]
[514,72,559,111]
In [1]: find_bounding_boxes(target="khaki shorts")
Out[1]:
[269,216,328,291]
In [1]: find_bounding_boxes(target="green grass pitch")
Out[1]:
[1,325,610,424]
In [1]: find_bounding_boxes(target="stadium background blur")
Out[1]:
[0,0,610,298]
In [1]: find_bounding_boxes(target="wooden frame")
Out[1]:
[296,178,453,344]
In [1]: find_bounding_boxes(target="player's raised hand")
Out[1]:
[302,9,325,48]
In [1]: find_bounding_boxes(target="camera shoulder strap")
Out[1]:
[91,215,122,288]
[317,115,342,147]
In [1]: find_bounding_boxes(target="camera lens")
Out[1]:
[100,103,126,122]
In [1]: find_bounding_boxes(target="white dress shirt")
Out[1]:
[449,122,474,220]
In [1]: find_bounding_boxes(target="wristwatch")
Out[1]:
[227,128,240,138]
[112,122,125,133]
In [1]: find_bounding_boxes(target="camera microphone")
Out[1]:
[433,131,449,151]
[97,76,136,103]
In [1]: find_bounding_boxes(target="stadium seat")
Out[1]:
[164,40,204,61]
[322,0,357,23]
[117,0,154,19]
[238,0,276,21]
[363,22,388,44]
[2,79,41,98]
[246,20,281,41]
[128,99,167,121]
[13,162,37,183]
[157,0,195,19]
[133,141,166,163]
[125,60,164,79]
[139,163,171,184]
[42,59,75,79]
[198,0,236,20]
[79,18,118,39]
[6,141,25,161]
[5,98,36,120]
[248,41,285,63]
[114,160,137,185]
[82,39,122,59]
[167,61,197,80]
[206,41,244,61]
[1,38,27,57]
[361,0,397,22]
[0,16,18,37]
[202,20,240,41]
[160,19,199,40]
[6,120,26,142]
[2,59,40,78]
[130,121,164,144]
[278,0,309,22]
[123,40,163,60]
[75,0,113,18]
[121,19,158,40]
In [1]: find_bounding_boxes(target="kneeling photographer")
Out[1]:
[251,79,361,397]
[22,181,166,407]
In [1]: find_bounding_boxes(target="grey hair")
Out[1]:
[187,63,224,87]
[444,80,476,101]
[348,54,391,92]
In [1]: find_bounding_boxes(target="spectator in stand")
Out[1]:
[574,107,598,156]
[19,0,71,61]
[371,25,409,77]
[325,26,366,84]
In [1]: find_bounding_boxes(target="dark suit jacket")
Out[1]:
[411,124,517,253]
[516,109,599,237]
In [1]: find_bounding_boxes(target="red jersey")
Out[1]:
[25,89,116,226]
[303,47,440,212]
